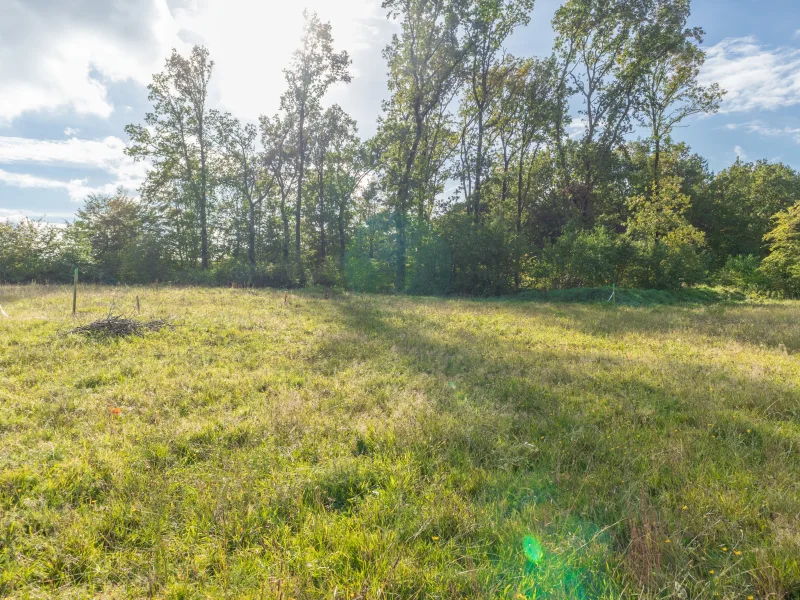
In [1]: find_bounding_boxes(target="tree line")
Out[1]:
[3,0,800,297]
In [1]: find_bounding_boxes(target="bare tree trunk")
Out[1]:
[280,190,290,262]
[501,145,510,207]
[653,135,661,197]
[248,197,256,268]
[515,149,525,290]
[474,107,484,220]
[395,125,422,293]
[295,105,305,280]
[199,119,209,269]
[338,201,346,271]
[318,162,326,263]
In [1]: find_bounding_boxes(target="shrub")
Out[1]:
[437,213,515,296]
[406,221,452,296]
[623,236,707,291]
[714,255,772,292]
[344,214,396,294]
[311,256,344,288]
[761,202,800,297]
[0,219,89,283]
[530,226,630,290]
[118,232,171,284]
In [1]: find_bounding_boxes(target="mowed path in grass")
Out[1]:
[1,285,798,599]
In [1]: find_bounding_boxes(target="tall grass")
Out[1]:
[1,285,798,598]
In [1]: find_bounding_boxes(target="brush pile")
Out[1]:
[70,315,171,338]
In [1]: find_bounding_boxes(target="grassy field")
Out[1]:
[1,285,799,599]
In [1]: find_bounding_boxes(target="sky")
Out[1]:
[1,0,799,223]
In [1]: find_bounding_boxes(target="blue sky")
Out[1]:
[1,0,799,223]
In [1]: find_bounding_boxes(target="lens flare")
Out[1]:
[523,535,543,564]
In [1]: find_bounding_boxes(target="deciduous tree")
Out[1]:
[281,11,351,277]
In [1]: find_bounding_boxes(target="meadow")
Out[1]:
[0,285,798,599]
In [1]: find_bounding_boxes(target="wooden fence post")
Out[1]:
[72,268,78,316]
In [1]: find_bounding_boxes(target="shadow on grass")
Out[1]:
[512,287,747,307]
[308,294,800,596]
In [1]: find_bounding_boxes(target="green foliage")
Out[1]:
[623,176,707,290]
[528,207,707,292]
[0,219,89,283]
[438,213,516,295]
[761,202,800,296]
[311,255,345,288]
[378,0,468,290]
[701,160,800,262]
[125,46,216,270]
[531,226,630,289]
[118,229,171,284]
[73,191,144,282]
[714,255,773,293]
[344,214,396,293]
[623,237,707,290]
[406,220,452,296]
[9,3,796,299]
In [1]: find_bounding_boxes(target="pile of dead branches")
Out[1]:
[70,315,172,338]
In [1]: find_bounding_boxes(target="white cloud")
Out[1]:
[179,0,384,122]
[0,207,76,224]
[0,135,131,170]
[1,0,386,127]
[0,0,389,207]
[0,168,135,202]
[701,37,800,112]
[0,136,148,200]
[726,121,800,143]
[733,145,747,160]
[566,118,588,139]
[0,168,88,200]
[0,0,183,125]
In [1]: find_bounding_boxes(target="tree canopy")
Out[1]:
[5,1,800,297]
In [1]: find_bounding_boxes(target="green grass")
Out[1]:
[1,285,799,599]
[515,286,748,306]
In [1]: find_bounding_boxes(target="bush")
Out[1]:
[714,255,772,292]
[622,179,708,290]
[761,202,800,297]
[344,214,396,294]
[311,256,344,288]
[623,236,707,291]
[0,219,90,283]
[406,221,452,296]
[438,213,515,296]
[118,232,171,284]
[529,226,630,290]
